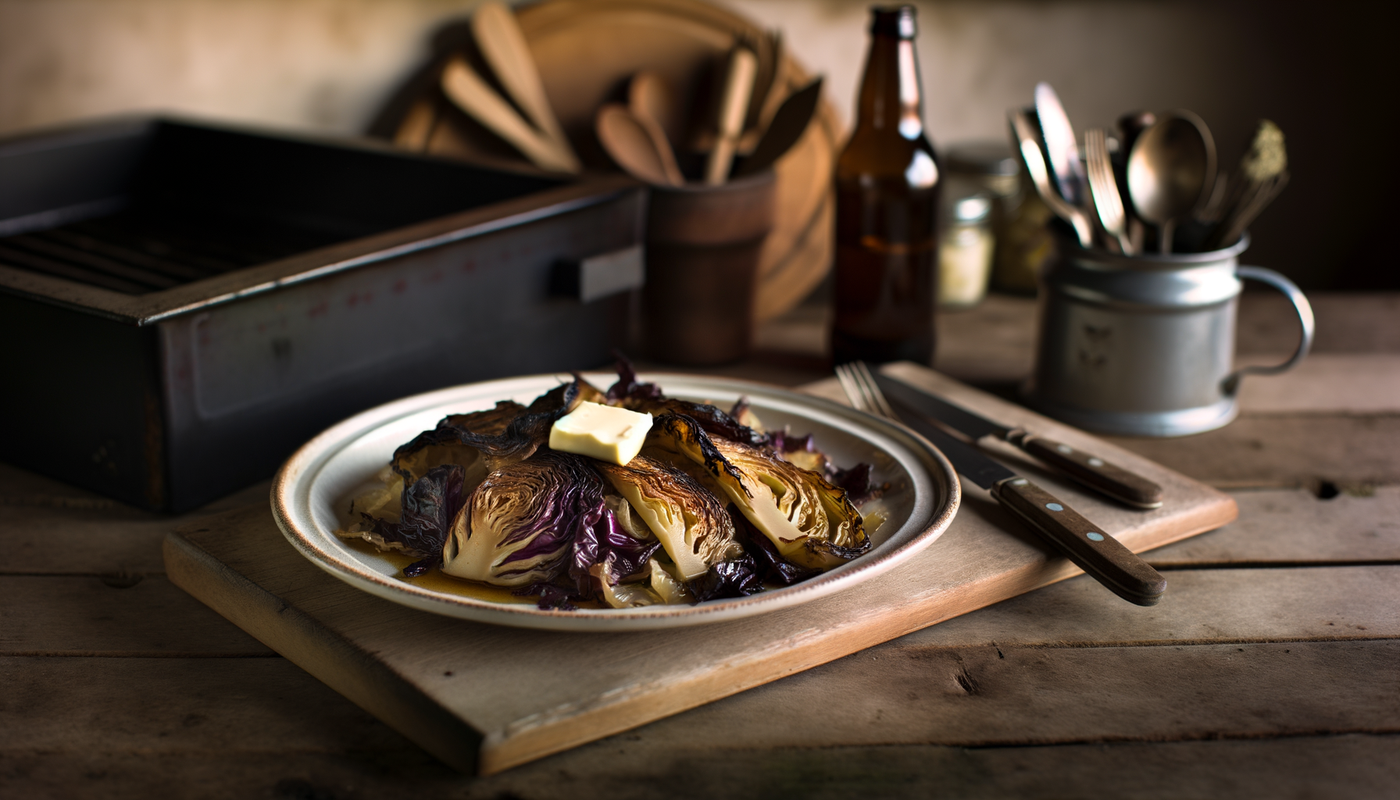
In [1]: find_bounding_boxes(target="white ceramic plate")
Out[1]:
[272,372,960,631]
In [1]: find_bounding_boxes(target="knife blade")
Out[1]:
[873,372,1164,509]
[1034,81,1087,208]
[882,396,1166,606]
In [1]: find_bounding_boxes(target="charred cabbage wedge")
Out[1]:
[338,358,881,610]
[644,414,870,570]
[593,454,743,581]
[442,449,605,587]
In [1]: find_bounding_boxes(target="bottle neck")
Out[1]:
[855,33,925,139]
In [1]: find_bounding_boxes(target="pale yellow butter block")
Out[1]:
[549,402,653,465]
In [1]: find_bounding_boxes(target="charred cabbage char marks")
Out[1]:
[593,454,743,581]
[392,380,582,480]
[442,449,605,587]
[645,414,870,570]
[587,354,771,448]
[348,463,467,577]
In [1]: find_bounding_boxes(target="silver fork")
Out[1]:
[1084,127,1132,255]
[834,361,895,420]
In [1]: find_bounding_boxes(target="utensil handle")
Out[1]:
[705,46,758,185]
[472,1,579,169]
[440,57,578,174]
[990,477,1166,606]
[1220,266,1314,395]
[1016,435,1164,509]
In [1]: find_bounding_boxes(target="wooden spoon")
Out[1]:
[440,56,578,174]
[628,71,685,153]
[596,103,684,187]
[470,0,580,172]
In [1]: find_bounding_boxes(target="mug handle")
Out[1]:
[1221,266,1315,396]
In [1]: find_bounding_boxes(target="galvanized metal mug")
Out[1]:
[1024,235,1314,437]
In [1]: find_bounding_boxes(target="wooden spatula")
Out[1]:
[470,0,580,172]
[440,55,578,174]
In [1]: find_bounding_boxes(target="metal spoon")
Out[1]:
[1115,111,1156,159]
[1115,111,1155,253]
[1009,109,1093,248]
[1126,110,1216,254]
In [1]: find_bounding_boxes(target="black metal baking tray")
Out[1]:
[1,116,646,512]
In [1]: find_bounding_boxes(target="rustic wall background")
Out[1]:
[0,0,1392,290]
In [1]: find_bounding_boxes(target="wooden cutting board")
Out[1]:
[163,363,1236,776]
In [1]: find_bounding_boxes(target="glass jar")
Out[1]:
[937,193,994,307]
[943,140,1050,295]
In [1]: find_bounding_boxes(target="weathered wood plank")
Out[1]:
[585,639,1400,751]
[0,461,270,575]
[5,563,1397,656]
[1235,354,1400,414]
[1148,486,1400,565]
[0,657,412,754]
[2,640,1395,775]
[2,735,1395,800]
[1236,290,1400,354]
[0,575,272,656]
[1105,414,1400,489]
[899,564,1400,649]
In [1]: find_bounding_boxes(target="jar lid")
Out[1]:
[945,193,992,223]
[944,141,1019,177]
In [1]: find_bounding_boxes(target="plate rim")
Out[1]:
[271,372,960,632]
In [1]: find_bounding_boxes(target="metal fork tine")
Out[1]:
[834,363,861,412]
[835,361,897,421]
[853,362,896,419]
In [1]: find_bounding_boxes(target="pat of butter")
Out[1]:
[549,402,653,465]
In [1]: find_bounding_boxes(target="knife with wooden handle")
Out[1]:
[882,397,1167,606]
[873,372,1164,509]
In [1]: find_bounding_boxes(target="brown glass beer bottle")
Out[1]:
[830,5,942,365]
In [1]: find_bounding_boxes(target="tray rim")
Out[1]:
[0,114,642,326]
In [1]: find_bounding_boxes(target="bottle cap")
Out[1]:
[870,6,917,38]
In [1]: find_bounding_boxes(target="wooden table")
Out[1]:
[4,291,1397,798]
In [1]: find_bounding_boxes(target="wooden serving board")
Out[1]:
[163,363,1236,776]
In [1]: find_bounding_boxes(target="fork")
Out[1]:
[835,361,895,421]
[1084,127,1132,255]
